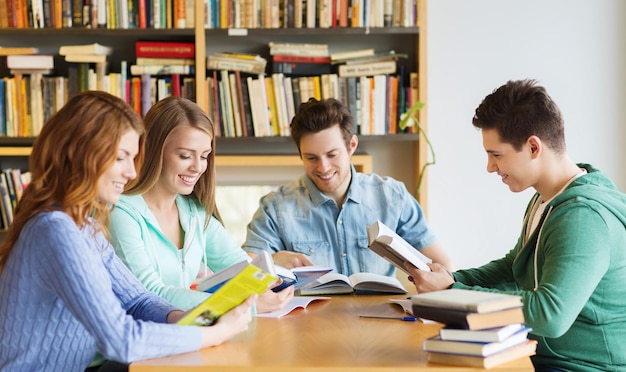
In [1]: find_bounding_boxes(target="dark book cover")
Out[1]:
[413,305,525,330]
[272,61,331,76]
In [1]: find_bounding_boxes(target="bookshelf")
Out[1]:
[0,0,429,215]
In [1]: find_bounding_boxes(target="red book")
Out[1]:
[138,0,146,28]
[135,41,195,58]
[171,74,181,97]
[272,54,331,64]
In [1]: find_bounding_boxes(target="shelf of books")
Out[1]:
[1,0,430,208]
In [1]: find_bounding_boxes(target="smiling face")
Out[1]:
[97,130,140,204]
[299,125,357,202]
[159,125,212,196]
[482,128,539,193]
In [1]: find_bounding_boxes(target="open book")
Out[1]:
[255,296,331,318]
[195,252,331,294]
[178,264,277,326]
[271,265,334,292]
[299,272,407,295]
[367,220,432,274]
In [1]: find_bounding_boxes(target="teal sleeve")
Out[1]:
[109,206,210,311]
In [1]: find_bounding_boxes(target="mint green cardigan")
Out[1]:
[452,164,626,371]
[108,194,250,311]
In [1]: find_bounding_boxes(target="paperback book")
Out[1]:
[423,327,530,357]
[178,264,277,326]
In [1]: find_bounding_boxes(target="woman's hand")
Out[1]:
[198,295,257,348]
[255,281,295,313]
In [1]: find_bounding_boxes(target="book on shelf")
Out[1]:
[0,46,40,56]
[411,288,523,313]
[59,43,112,56]
[342,51,409,65]
[423,327,530,357]
[63,54,108,64]
[439,323,526,343]
[136,57,194,66]
[427,340,537,369]
[299,272,408,295]
[272,55,331,64]
[129,65,194,75]
[412,304,525,331]
[268,42,329,57]
[330,48,376,63]
[367,220,432,274]
[207,53,267,75]
[337,60,397,78]
[135,41,195,58]
[178,264,278,326]
[271,61,332,76]
[6,55,54,70]
[255,296,331,318]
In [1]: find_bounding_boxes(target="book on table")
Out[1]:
[194,251,331,294]
[412,304,525,331]
[367,220,432,274]
[439,323,526,343]
[411,288,523,313]
[422,327,531,357]
[427,340,538,369]
[298,272,407,295]
[178,264,278,326]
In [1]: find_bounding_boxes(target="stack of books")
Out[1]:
[269,42,331,76]
[130,41,196,113]
[59,43,113,93]
[411,289,537,368]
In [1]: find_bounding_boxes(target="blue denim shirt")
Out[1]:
[243,166,437,276]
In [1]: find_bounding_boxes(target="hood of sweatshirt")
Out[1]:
[550,163,626,228]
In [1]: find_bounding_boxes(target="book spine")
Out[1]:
[129,65,194,75]
[272,62,332,76]
[135,41,195,58]
[272,54,331,64]
[337,61,396,78]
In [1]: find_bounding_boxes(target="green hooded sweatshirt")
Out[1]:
[452,164,626,371]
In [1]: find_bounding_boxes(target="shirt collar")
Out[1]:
[302,164,362,206]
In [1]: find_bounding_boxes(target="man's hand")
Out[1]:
[404,262,455,293]
[272,251,314,269]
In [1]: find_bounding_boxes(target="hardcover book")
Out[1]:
[135,41,195,58]
[412,305,525,330]
[59,43,112,55]
[411,289,523,313]
[299,272,407,295]
[423,328,530,357]
[439,323,526,343]
[367,220,432,274]
[427,340,537,369]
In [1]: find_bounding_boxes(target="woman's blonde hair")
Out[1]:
[125,96,220,227]
[0,91,145,272]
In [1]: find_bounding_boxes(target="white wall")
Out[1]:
[427,0,626,269]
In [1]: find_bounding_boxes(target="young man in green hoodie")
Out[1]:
[408,79,626,371]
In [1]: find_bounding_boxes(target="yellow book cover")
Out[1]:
[264,76,280,136]
[311,76,321,100]
[178,264,277,326]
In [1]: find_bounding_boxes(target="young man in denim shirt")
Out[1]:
[243,98,453,276]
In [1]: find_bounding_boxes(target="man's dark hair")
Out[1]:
[472,79,566,153]
[290,98,355,153]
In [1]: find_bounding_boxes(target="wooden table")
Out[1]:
[130,293,533,371]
